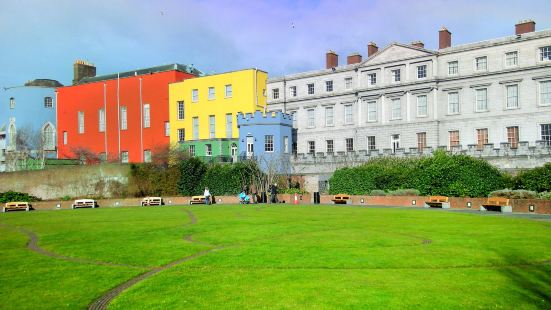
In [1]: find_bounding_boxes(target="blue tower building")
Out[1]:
[237,111,293,172]
[0,79,62,172]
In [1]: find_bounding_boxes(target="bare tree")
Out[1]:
[5,125,47,171]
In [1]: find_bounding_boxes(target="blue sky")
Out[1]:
[1,0,550,87]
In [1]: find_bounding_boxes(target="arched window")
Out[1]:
[8,123,16,148]
[42,123,55,150]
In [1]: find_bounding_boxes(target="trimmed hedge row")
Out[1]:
[0,191,41,203]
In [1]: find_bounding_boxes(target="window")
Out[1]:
[189,145,196,157]
[208,87,215,100]
[542,124,551,146]
[307,141,315,154]
[367,136,376,150]
[121,151,129,163]
[63,131,67,145]
[177,128,185,142]
[8,123,16,148]
[289,86,297,97]
[120,106,127,130]
[506,51,518,67]
[506,85,519,108]
[417,65,427,79]
[144,150,151,163]
[225,84,232,97]
[417,132,427,150]
[307,83,315,95]
[177,101,184,120]
[345,77,353,89]
[325,106,334,126]
[44,97,53,108]
[272,88,280,99]
[346,138,354,152]
[325,81,333,92]
[540,81,551,105]
[449,131,460,147]
[417,95,428,117]
[448,92,459,114]
[98,108,105,132]
[209,115,215,139]
[448,61,458,75]
[540,46,551,61]
[475,56,487,71]
[344,104,353,124]
[225,113,232,138]
[9,97,15,109]
[165,122,170,136]
[367,101,377,122]
[475,88,488,111]
[326,140,334,153]
[392,69,401,82]
[205,144,212,156]
[368,73,377,86]
[192,117,199,140]
[507,126,519,149]
[78,111,84,134]
[307,109,315,128]
[192,89,198,102]
[143,104,150,128]
[391,98,401,120]
[476,128,489,149]
[265,135,274,152]
[42,123,55,150]
[291,111,297,128]
[284,136,289,153]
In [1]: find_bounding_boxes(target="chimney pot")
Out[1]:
[411,41,425,49]
[73,60,96,85]
[515,19,535,35]
[347,53,362,65]
[439,27,452,49]
[326,50,338,69]
[367,42,379,57]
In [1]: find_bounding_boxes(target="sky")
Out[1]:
[1,0,550,87]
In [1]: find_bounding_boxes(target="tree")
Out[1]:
[177,157,207,196]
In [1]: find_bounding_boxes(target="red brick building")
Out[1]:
[57,61,200,162]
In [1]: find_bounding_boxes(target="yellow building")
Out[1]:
[169,69,267,160]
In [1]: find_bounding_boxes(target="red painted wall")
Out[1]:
[57,70,195,162]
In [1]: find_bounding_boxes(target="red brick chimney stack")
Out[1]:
[439,27,452,49]
[515,19,536,35]
[367,42,378,57]
[347,53,362,65]
[411,41,425,49]
[326,50,338,69]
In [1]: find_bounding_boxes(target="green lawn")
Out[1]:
[0,205,550,309]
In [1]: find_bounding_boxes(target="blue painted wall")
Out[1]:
[237,111,293,172]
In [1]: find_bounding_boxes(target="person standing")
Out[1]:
[270,183,278,204]
[204,187,211,205]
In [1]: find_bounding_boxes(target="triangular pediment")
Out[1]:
[361,43,435,66]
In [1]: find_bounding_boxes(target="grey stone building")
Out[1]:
[267,20,551,191]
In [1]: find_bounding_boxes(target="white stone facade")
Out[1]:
[267,29,551,156]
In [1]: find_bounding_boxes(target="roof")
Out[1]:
[24,79,64,88]
[77,63,204,84]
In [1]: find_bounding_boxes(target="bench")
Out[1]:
[141,197,164,206]
[424,196,450,209]
[331,194,351,205]
[190,196,206,205]
[481,197,512,213]
[3,202,31,212]
[71,199,98,209]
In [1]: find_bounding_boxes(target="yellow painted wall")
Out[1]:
[169,69,267,144]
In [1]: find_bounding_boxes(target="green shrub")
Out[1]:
[369,190,387,196]
[538,191,551,200]
[488,189,537,199]
[200,163,255,196]
[514,163,551,192]
[60,195,72,201]
[282,188,308,194]
[0,191,41,203]
[178,158,207,196]
[387,189,420,196]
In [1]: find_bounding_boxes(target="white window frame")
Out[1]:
[226,113,233,138]
[325,106,334,127]
[506,126,519,149]
[289,86,297,97]
[284,136,289,153]
[42,123,55,150]
[98,108,106,132]
[475,88,488,112]
[505,84,519,109]
[417,132,427,150]
[177,128,185,142]
[326,139,334,153]
[540,46,551,62]
[448,92,460,114]
[345,138,354,152]
[367,73,377,86]
[265,135,274,152]
[78,111,85,134]
[189,145,196,157]
[121,151,129,163]
[416,95,428,117]
[344,104,353,125]
[307,141,315,154]
[417,65,427,79]
[192,89,198,102]
[344,77,353,90]
[541,123,551,146]
[120,106,127,130]
[367,100,377,122]
[325,80,333,92]
[449,130,460,148]
[539,80,551,106]
[9,97,15,109]
[475,56,487,71]
[448,61,459,76]
[177,101,184,120]
[192,117,199,140]
[307,83,315,95]
[209,115,215,139]
[165,122,170,137]
[307,108,315,128]
[225,84,232,98]
[505,51,518,67]
[391,98,401,120]
[205,144,212,156]
[272,88,280,99]
[391,69,401,82]
[143,104,150,128]
[367,136,376,150]
[476,128,489,149]
[63,131,68,145]
[144,150,151,163]
[208,87,215,100]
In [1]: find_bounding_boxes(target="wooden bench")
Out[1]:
[331,194,351,205]
[424,196,450,209]
[190,196,206,205]
[141,197,164,206]
[481,197,512,213]
[3,202,31,213]
[71,199,98,209]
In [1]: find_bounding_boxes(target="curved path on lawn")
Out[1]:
[88,209,225,310]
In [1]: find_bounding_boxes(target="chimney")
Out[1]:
[326,50,338,69]
[73,60,96,85]
[347,53,362,65]
[439,27,452,49]
[367,42,378,57]
[411,41,425,49]
[515,19,536,35]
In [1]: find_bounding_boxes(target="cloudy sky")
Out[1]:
[1,0,550,87]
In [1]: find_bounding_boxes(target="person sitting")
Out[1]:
[239,191,250,204]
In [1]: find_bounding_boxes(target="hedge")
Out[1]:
[0,191,41,203]
[513,163,551,193]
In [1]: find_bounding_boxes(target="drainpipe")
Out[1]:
[117,72,120,160]
[139,77,143,162]
[282,77,287,113]
[103,83,108,158]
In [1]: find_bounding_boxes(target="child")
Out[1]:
[204,187,211,205]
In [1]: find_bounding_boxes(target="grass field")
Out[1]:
[0,205,550,309]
